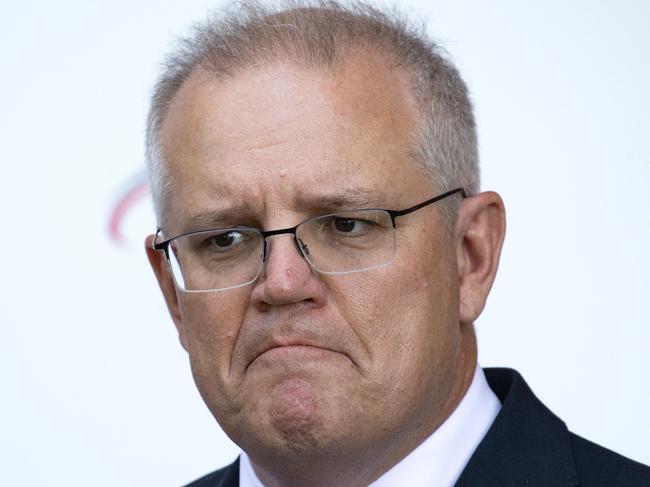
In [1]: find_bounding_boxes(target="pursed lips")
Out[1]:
[245,337,344,372]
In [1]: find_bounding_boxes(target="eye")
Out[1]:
[207,230,247,249]
[333,218,359,233]
[330,217,376,236]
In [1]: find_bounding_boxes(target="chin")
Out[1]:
[233,375,360,460]
[265,377,326,451]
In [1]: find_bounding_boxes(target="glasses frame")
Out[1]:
[152,187,466,292]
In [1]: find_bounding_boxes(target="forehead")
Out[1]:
[159,52,432,230]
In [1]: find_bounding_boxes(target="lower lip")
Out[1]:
[253,345,338,364]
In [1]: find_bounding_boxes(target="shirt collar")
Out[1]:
[240,365,500,487]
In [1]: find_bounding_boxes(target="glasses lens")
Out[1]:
[167,228,264,291]
[297,209,396,274]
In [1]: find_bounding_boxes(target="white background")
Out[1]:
[1,0,648,485]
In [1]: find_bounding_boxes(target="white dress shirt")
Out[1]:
[240,365,501,487]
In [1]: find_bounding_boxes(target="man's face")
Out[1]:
[154,54,466,466]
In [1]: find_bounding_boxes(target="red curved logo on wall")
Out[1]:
[108,170,150,245]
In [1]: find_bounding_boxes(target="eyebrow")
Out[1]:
[179,207,252,234]
[297,187,380,212]
[177,187,385,234]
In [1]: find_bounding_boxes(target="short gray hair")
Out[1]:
[145,0,479,229]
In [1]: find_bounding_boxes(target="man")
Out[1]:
[144,2,650,486]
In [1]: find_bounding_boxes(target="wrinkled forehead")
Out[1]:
[158,53,432,232]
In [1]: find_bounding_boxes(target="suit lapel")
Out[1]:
[455,368,580,487]
[216,457,239,487]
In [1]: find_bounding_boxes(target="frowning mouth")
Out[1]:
[259,344,331,358]
[248,343,342,371]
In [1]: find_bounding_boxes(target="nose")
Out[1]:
[250,234,327,309]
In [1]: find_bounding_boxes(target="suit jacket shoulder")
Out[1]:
[570,433,650,487]
[456,368,650,487]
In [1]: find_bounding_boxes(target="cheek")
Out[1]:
[178,289,250,408]
[326,230,459,380]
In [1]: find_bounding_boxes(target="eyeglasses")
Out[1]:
[152,188,465,292]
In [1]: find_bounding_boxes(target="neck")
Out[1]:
[249,324,478,487]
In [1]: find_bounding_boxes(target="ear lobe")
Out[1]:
[145,235,189,351]
[455,191,506,324]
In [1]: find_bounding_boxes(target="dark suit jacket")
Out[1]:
[185,368,650,486]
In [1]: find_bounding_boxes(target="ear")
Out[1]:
[455,191,506,324]
[145,235,189,351]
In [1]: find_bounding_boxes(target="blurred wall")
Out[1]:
[1,0,648,485]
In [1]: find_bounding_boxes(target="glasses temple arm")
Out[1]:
[388,187,466,218]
